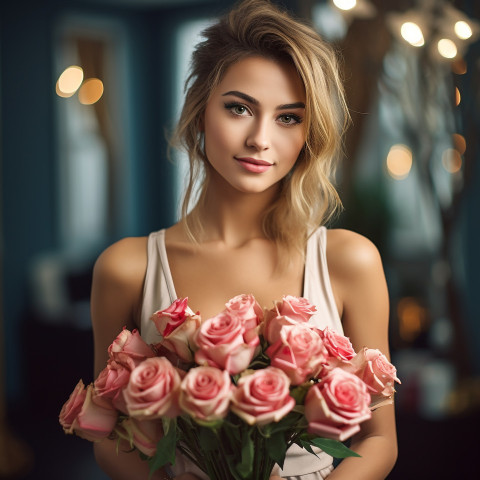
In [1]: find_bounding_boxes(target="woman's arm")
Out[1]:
[326,229,398,480]
[91,237,176,480]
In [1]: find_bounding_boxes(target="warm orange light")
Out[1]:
[455,87,461,106]
[78,78,104,105]
[386,144,413,180]
[397,297,428,342]
[56,65,84,98]
[451,58,467,75]
[442,149,462,174]
[452,133,466,155]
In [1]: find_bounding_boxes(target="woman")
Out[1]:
[91,0,398,478]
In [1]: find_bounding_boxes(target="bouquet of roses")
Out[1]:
[59,294,400,480]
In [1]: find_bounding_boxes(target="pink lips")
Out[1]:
[235,157,273,173]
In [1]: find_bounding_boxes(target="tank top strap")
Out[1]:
[303,226,343,334]
[140,229,177,344]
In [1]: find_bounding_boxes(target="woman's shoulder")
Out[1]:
[325,228,383,280]
[93,236,149,288]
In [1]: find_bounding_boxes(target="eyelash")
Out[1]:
[223,102,303,126]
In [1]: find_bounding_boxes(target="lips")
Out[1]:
[235,157,273,173]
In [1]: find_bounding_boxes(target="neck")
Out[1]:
[194,170,280,247]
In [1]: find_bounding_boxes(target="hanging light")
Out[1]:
[437,38,458,59]
[401,21,425,47]
[328,0,376,23]
[333,0,356,10]
[454,20,473,40]
[386,3,480,63]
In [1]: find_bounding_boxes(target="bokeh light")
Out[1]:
[438,38,457,59]
[332,0,357,11]
[78,78,104,105]
[400,22,425,47]
[454,20,473,40]
[442,148,462,174]
[56,65,84,98]
[386,144,413,180]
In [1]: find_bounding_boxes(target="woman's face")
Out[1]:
[203,55,306,195]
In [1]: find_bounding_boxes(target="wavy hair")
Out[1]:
[171,0,349,255]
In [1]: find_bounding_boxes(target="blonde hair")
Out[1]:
[171,0,349,254]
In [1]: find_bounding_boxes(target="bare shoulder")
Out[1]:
[326,229,389,351]
[326,228,383,280]
[91,236,148,331]
[93,236,148,287]
[91,237,149,375]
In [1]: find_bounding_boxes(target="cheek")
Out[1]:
[276,131,305,166]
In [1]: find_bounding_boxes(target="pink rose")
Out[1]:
[225,294,263,342]
[320,327,355,361]
[263,314,299,345]
[231,367,295,426]
[59,379,87,433]
[151,298,195,337]
[319,327,356,372]
[265,321,328,385]
[194,311,259,375]
[305,368,372,442]
[151,298,201,363]
[352,348,400,400]
[275,295,317,322]
[108,328,155,370]
[179,366,232,423]
[94,360,131,414]
[71,384,119,441]
[115,418,163,457]
[124,357,181,419]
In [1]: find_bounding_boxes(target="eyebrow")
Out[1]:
[222,90,305,110]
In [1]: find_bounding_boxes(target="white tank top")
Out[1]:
[140,226,342,479]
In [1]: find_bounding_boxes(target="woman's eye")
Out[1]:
[278,114,301,125]
[224,103,249,116]
[233,105,247,115]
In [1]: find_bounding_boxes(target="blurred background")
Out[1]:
[0,0,479,478]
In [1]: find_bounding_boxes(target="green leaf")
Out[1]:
[148,419,177,478]
[162,416,174,436]
[235,429,254,478]
[266,431,288,469]
[309,437,361,459]
[298,439,318,456]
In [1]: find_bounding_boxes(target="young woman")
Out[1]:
[91,0,398,478]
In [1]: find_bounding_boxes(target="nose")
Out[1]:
[246,117,270,151]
